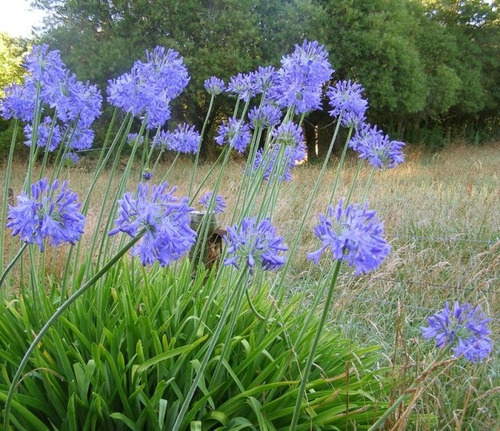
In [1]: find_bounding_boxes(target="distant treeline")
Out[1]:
[3,0,500,157]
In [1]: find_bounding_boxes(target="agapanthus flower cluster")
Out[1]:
[421,301,493,363]
[248,104,282,129]
[252,66,277,94]
[349,124,405,169]
[7,178,85,251]
[24,116,62,151]
[224,217,287,271]
[227,73,258,102]
[165,123,200,154]
[326,80,368,128]
[308,199,390,274]
[199,191,226,214]
[127,133,144,146]
[107,46,189,129]
[108,182,196,266]
[269,40,333,114]
[272,121,303,147]
[63,152,80,164]
[204,76,225,95]
[1,45,102,151]
[252,141,306,182]
[215,118,252,153]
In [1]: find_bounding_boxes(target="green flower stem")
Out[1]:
[328,124,353,206]
[159,152,181,184]
[274,114,344,306]
[344,159,363,206]
[188,93,216,196]
[245,286,266,321]
[172,268,250,431]
[0,119,19,271]
[361,167,376,202]
[367,344,454,431]
[0,243,29,289]
[290,259,342,430]
[24,83,42,192]
[3,231,145,430]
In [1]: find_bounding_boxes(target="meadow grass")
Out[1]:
[1,142,499,429]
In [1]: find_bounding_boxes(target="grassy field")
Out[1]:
[1,142,499,429]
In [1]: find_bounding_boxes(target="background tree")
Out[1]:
[0,34,29,156]
[32,0,324,156]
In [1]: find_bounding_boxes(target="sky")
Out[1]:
[0,0,47,39]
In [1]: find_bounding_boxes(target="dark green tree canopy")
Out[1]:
[24,0,500,150]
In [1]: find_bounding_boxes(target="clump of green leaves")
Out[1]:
[0,260,390,429]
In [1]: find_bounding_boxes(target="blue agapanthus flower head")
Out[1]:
[422,301,493,363]
[269,40,333,114]
[326,80,368,128]
[308,199,390,274]
[204,76,226,95]
[127,133,145,146]
[63,152,80,164]
[199,191,226,214]
[224,217,287,271]
[166,123,200,154]
[67,125,95,151]
[349,123,405,169]
[248,104,282,129]
[227,72,258,102]
[23,44,66,86]
[23,116,63,151]
[252,66,278,94]
[1,83,37,122]
[108,182,197,266]
[214,117,252,153]
[251,141,305,183]
[107,46,189,129]
[7,178,85,251]
[1,45,102,133]
[271,121,303,147]
[51,73,102,128]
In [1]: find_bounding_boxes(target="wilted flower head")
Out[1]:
[349,124,405,169]
[308,199,390,274]
[269,40,333,114]
[109,182,196,266]
[327,80,368,128]
[422,301,493,363]
[107,46,189,129]
[166,123,200,154]
[199,191,226,214]
[215,117,252,153]
[142,169,153,181]
[224,217,287,271]
[204,76,225,95]
[248,104,282,129]
[7,178,85,251]
[24,116,62,151]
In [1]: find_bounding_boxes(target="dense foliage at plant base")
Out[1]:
[0,261,390,430]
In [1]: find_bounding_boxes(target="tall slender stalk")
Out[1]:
[290,259,342,430]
